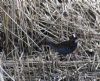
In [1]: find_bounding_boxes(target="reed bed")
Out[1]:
[0,0,100,81]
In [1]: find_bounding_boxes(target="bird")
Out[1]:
[85,49,94,57]
[41,34,78,56]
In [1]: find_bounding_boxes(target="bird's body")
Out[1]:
[47,40,77,56]
[56,41,77,55]
[41,34,78,56]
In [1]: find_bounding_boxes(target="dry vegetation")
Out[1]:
[0,0,100,81]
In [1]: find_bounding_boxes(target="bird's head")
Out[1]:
[69,34,78,43]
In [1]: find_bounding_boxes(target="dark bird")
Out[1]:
[85,49,94,57]
[41,34,78,56]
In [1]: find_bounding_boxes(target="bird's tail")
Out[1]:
[46,40,56,48]
[38,39,56,48]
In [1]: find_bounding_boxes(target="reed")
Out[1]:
[0,0,100,81]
